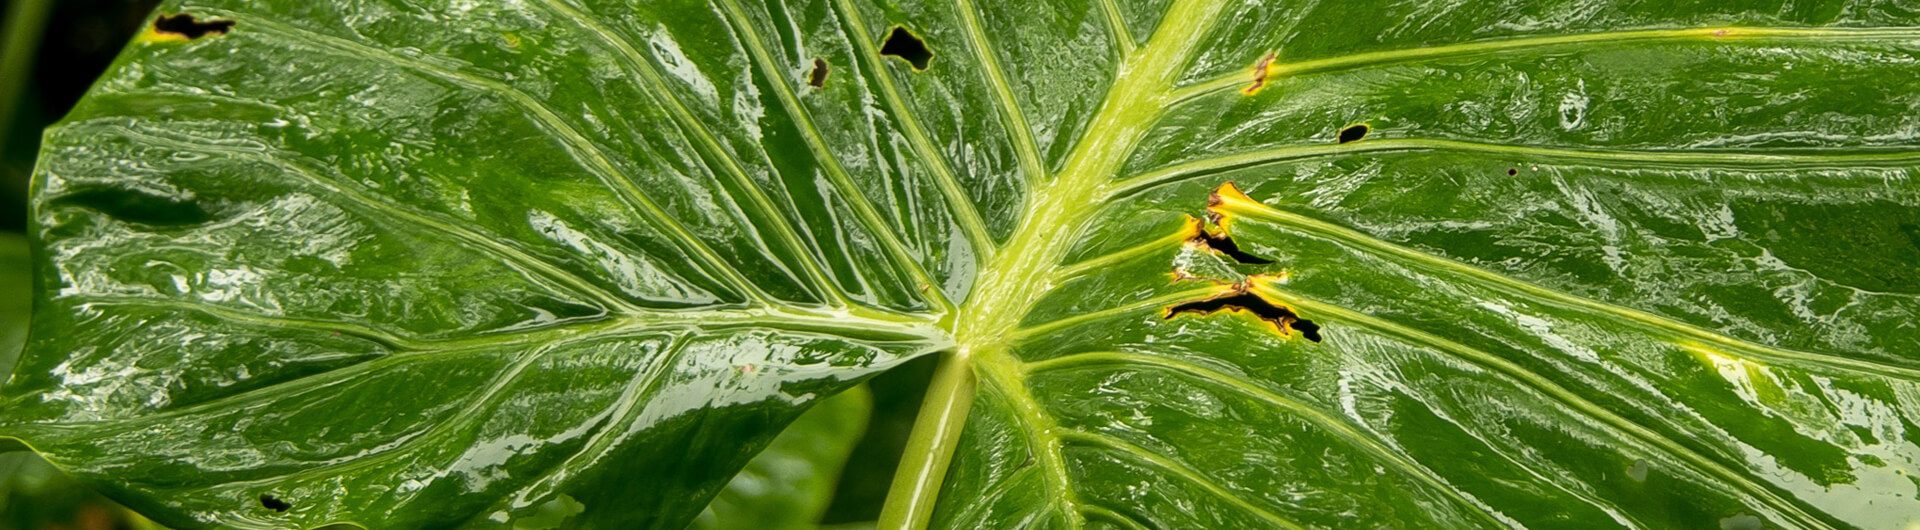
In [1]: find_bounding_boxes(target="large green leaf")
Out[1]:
[9,0,1920,528]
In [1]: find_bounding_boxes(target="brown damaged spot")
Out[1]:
[1243,50,1277,95]
[1205,181,1257,229]
[807,58,830,88]
[150,13,235,41]
[880,26,933,71]
[1165,283,1321,342]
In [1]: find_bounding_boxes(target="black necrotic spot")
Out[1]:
[808,58,830,88]
[1191,231,1273,265]
[1166,292,1321,342]
[154,13,235,40]
[1336,124,1369,144]
[879,26,933,71]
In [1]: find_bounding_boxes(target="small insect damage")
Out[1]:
[880,26,933,71]
[147,13,235,42]
[259,493,291,512]
[1336,123,1369,144]
[1166,182,1321,342]
[807,58,830,88]
[1243,50,1277,95]
[1182,217,1272,265]
[1165,283,1321,342]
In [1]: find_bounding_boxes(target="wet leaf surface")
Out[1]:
[9,1,1920,529]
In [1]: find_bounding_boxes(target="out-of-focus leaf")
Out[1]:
[692,385,871,530]
[0,233,27,375]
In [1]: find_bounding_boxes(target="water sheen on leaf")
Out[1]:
[8,0,1920,529]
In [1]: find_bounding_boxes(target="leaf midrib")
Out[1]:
[878,9,1920,530]
[882,0,1237,527]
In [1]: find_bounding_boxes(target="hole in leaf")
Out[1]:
[879,26,933,71]
[1336,124,1368,144]
[1166,291,1321,342]
[1190,231,1272,265]
[259,494,291,512]
[51,187,213,227]
[153,13,235,40]
[808,58,830,88]
[1507,168,1518,176]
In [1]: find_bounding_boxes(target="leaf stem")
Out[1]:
[876,346,976,530]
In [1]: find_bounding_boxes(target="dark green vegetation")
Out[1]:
[7,0,1920,529]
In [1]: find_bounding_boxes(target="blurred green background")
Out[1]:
[4,0,170,528]
[0,1,936,528]
[1,0,169,526]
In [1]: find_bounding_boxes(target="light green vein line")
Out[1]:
[1252,283,1834,530]
[1112,138,1920,198]
[1173,26,1920,101]
[712,0,955,312]
[826,0,1001,259]
[1027,352,1509,528]
[1056,430,1307,530]
[1050,222,1194,282]
[74,295,437,351]
[234,330,695,487]
[1096,0,1137,57]
[1078,504,1151,530]
[952,0,1052,185]
[534,0,850,308]
[1223,201,1920,381]
[11,302,944,429]
[230,15,777,306]
[945,466,1043,527]
[114,126,643,314]
[977,349,1084,527]
[49,321,647,433]
[501,331,695,503]
[1009,286,1224,341]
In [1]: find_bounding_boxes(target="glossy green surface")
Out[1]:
[8,0,1920,528]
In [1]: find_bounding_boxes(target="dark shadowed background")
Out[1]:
[2,0,166,527]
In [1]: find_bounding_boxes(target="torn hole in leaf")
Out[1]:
[151,13,235,41]
[1165,286,1321,342]
[1337,123,1369,144]
[880,26,933,71]
[807,58,830,88]
[1243,51,1277,95]
[259,493,291,512]
[1185,218,1272,264]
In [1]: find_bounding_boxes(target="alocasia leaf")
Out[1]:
[9,0,1920,529]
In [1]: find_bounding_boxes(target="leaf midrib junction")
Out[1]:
[66,3,1920,527]
[876,9,1920,530]
[880,0,1238,527]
